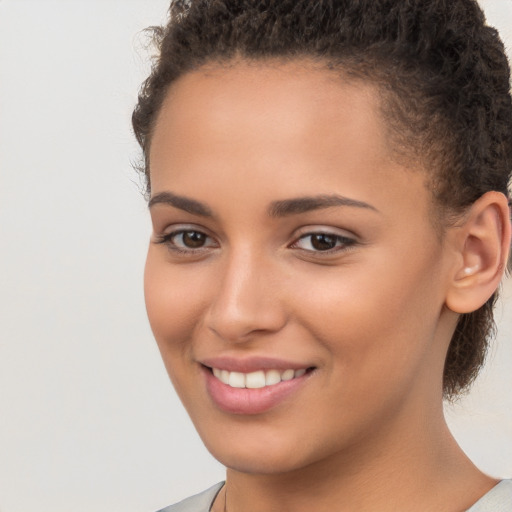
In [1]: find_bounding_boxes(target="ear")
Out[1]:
[445,191,511,314]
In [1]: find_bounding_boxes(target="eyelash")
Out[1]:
[290,232,357,254]
[154,229,357,256]
[154,229,218,255]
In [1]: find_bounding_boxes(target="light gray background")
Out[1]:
[0,1,510,511]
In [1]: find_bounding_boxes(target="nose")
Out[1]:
[205,248,287,343]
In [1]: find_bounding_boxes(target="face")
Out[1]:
[145,60,458,475]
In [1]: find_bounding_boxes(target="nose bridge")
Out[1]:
[206,244,285,342]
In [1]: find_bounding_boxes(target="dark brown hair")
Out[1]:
[132,0,512,398]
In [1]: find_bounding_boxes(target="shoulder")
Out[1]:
[156,482,225,512]
[467,480,512,512]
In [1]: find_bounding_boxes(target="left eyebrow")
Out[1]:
[268,194,379,217]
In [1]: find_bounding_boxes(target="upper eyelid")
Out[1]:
[296,232,355,241]
[291,225,358,240]
[163,228,216,242]
[158,223,215,237]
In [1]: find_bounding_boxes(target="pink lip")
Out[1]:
[201,364,312,415]
[200,355,310,373]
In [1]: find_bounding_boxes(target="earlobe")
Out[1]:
[445,191,511,314]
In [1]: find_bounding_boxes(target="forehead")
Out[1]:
[155,61,385,145]
[149,59,431,224]
[151,61,392,175]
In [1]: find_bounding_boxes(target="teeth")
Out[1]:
[212,367,308,388]
[228,371,246,388]
[265,369,281,386]
[246,371,266,389]
[281,369,295,381]
[220,370,230,383]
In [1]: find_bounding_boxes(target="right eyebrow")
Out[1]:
[148,191,213,217]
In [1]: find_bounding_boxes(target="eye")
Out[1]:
[155,228,217,253]
[173,230,209,249]
[291,232,356,253]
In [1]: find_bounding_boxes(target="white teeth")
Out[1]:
[220,370,230,383]
[245,371,266,389]
[228,371,246,388]
[265,369,281,386]
[213,367,308,388]
[281,369,295,381]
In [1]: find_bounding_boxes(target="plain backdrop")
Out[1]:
[0,1,511,511]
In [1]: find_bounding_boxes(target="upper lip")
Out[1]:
[200,356,313,373]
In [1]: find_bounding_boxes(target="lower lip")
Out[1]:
[203,367,310,415]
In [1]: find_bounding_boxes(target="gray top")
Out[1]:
[158,479,512,512]
[157,483,223,512]
[467,480,512,512]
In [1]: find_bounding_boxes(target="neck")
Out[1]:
[221,408,495,512]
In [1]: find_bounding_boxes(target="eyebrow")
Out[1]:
[148,191,378,218]
[148,191,213,217]
[268,194,378,217]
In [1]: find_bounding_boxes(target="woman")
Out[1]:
[133,1,512,510]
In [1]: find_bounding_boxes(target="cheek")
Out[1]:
[291,249,446,388]
[143,249,217,412]
[144,248,208,360]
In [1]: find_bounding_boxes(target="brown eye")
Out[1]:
[155,229,217,253]
[310,233,337,251]
[291,231,356,254]
[181,231,207,248]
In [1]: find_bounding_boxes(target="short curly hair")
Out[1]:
[132,0,512,399]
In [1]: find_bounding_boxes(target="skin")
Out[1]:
[145,60,501,511]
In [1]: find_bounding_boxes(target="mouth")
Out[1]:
[201,361,316,415]
[209,367,310,389]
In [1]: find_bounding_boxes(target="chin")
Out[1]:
[197,423,330,476]
[209,445,309,475]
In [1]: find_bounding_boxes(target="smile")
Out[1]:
[211,368,307,389]
[203,362,314,414]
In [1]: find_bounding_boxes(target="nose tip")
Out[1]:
[205,258,287,343]
[207,300,284,343]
